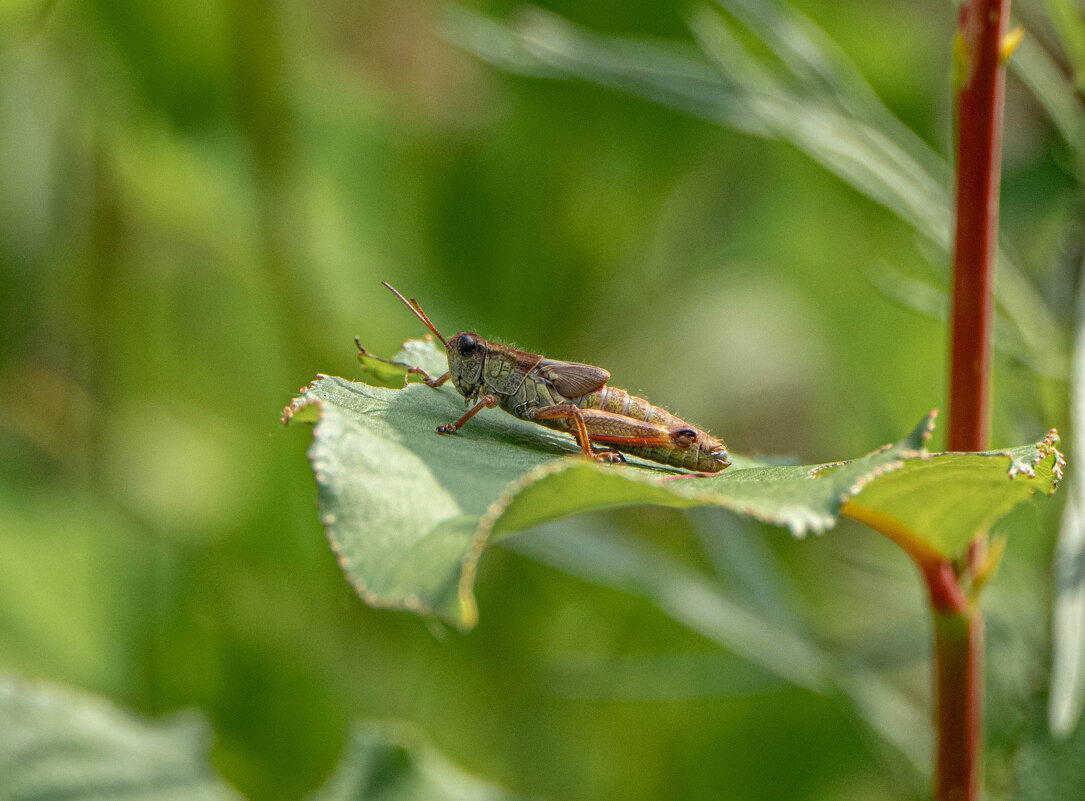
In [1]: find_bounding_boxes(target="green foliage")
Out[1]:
[285,339,1062,629]
[0,676,241,801]
[310,723,528,801]
[441,0,1077,379]
[0,677,522,801]
[2,0,1080,797]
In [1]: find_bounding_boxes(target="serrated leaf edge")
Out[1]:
[284,377,452,620]
[455,445,920,627]
[455,419,1062,628]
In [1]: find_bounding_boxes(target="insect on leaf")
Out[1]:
[285,338,1063,629]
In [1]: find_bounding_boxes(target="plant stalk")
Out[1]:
[934,607,983,801]
[937,1,1009,799]
[948,0,1008,454]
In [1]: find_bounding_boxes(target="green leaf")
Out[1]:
[841,434,1064,557]
[0,676,241,801]
[284,339,1063,629]
[309,722,528,801]
[0,678,525,801]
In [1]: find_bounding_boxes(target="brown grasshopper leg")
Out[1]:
[355,338,450,387]
[533,405,704,463]
[528,404,626,463]
[572,408,693,451]
[437,394,498,434]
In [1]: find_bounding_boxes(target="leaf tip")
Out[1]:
[281,379,324,425]
[1041,429,1066,490]
[1007,428,1065,491]
[916,409,938,445]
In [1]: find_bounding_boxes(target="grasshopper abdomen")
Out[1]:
[572,386,728,473]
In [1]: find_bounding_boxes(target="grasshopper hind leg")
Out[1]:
[527,403,628,464]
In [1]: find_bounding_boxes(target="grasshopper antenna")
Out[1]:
[381,282,448,347]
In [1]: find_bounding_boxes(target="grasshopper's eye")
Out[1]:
[457,335,479,356]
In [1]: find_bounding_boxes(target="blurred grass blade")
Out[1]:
[441,4,1067,379]
[431,5,564,79]
[1051,490,1085,737]
[1050,257,1085,737]
[712,0,950,182]
[689,508,803,627]
[440,5,770,136]
[310,721,525,801]
[865,264,1068,378]
[540,650,788,700]
[1011,33,1085,160]
[1041,0,1085,92]
[506,517,830,692]
[0,676,241,800]
[286,338,1063,630]
[506,517,928,774]
[687,6,944,252]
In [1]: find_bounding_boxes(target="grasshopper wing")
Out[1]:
[537,359,611,398]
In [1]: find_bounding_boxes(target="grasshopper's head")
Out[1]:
[446,332,486,399]
[382,282,486,400]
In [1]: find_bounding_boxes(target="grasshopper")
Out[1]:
[372,282,731,473]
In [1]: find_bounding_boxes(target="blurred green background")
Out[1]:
[1,0,1081,799]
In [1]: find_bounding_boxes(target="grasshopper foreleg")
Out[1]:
[412,368,451,388]
[437,394,498,434]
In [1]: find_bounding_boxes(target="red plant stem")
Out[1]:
[934,609,983,801]
[948,0,1008,453]
[936,2,1009,800]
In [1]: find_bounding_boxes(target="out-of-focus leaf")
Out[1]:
[0,676,241,801]
[1016,704,1085,801]
[504,516,929,775]
[864,264,1069,378]
[1041,0,1085,93]
[439,5,768,133]
[309,722,529,801]
[440,3,1068,379]
[506,517,829,692]
[1012,33,1085,157]
[1051,489,1085,737]
[537,649,788,701]
[285,338,1063,629]
[1050,259,1085,737]
[688,509,801,628]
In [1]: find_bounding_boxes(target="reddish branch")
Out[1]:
[948,0,1009,453]
[936,1,1010,800]
[934,610,983,801]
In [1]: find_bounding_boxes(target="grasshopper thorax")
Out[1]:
[446,332,486,399]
